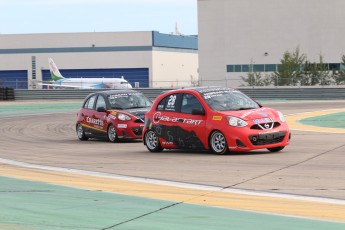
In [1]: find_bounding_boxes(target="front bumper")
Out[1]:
[226,128,291,152]
[115,123,144,139]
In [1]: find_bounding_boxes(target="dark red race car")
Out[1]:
[76,90,152,142]
[143,86,291,154]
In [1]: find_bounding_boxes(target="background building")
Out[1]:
[198,0,345,87]
[0,31,198,89]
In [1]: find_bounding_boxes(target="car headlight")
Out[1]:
[117,113,131,121]
[278,111,286,122]
[227,116,248,127]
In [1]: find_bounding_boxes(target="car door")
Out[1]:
[80,94,97,135]
[92,94,108,137]
[152,93,181,147]
[177,93,207,149]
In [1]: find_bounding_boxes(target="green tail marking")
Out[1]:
[51,73,64,81]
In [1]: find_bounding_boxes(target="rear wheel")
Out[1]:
[76,124,88,141]
[267,146,285,152]
[107,124,118,143]
[209,131,229,155]
[145,130,163,152]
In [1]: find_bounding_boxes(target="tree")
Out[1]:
[302,61,319,86]
[317,55,331,85]
[240,72,270,86]
[273,47,306,86]
[240,62,272,86]
[302,55,330,86]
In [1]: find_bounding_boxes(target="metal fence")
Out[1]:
[13,88,169,101]
[0,87,15,101]
[1,77,345,89]
[13,87,345,101]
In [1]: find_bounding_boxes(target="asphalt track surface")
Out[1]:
[1,100,345,229]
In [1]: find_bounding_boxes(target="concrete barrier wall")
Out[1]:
[238,87,345,100]
[14,87,345,101]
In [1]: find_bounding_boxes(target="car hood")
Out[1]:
[220,107,277,121]
[121,107,150,117]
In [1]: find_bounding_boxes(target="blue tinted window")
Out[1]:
[226,65,234,72]
[329,63,340,71]
[253,64,265,72]
[234,65,241,72]
[265,64,276,72]
[242,65,250,72]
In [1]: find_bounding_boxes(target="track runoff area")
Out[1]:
[0,100,344,230]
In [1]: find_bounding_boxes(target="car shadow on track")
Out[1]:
[138,149,282,156]
[68,138,143,143]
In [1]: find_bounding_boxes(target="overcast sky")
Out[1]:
[0,0,197,35]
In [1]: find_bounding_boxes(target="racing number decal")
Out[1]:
[167,95,176,106]
[165,95,177,111]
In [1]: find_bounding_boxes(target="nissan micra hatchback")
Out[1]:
[143,87,290,154]
[76,90,152,142]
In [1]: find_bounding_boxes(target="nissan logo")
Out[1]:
[264,123,270,129]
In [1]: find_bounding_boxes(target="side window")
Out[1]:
[95,95,106,110]
[181,94,203,114]
[156,97,166,111]
[84,95,97,110]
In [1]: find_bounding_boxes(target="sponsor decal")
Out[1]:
[152,112,203,125]
[117,124,127,128]
[201,88,237,100]
[153,112,162,124]
[258,130,279,135]
[107,114,117,121]
[108,92,141,100]
[253,117,274,124]
[241,108,268,119]
[212,116,223,121]
[241,109,259,119]
[162,141,174,145]
[86,117,104,126]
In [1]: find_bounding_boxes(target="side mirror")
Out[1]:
[97,107,107,112]
[191,108,205,116]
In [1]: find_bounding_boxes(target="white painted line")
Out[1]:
[1,157,345,205]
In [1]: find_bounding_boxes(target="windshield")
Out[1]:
[108,92,152,110]
[200,88,260,111]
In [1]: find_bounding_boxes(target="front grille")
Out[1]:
[132,127,143,136]
[249,131,286,146]
[251,122,280,130]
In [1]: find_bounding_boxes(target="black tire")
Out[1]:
[209,131,229,155]
[144,130,163,152]
[107,124,118,143]
[76,124,88,141]
[267,146,285,152]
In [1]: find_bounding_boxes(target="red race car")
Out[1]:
[76,90,152,142]
[143,87,291,154]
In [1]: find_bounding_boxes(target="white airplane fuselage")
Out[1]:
[55,78,132,89]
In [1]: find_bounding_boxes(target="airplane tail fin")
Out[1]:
[48,58,64,81]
